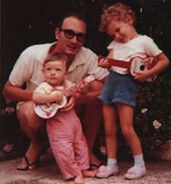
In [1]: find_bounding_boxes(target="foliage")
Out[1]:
[135,72,171,155]
[0,99,29,160]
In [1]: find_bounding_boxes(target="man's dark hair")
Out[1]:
[43,52,69,69]
[57,12,87,28]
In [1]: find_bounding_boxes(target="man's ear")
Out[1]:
[55,27,60,40]
[41,68,44,73]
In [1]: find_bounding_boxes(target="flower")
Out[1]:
[153,120,162,129]
[141,108,148,114]
[3,144,13,153]
[100,146,107,155]
[4,107,15,114]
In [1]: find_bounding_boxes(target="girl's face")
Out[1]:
[107,19,136,43]
[43,60,67,86]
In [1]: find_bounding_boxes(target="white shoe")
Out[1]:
[96,165,119,178]
[124,165,146,180]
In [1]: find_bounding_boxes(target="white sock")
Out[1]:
[134,154,145,168]
[107,158,117,170]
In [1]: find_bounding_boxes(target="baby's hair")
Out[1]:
[100,3,136,32]
[43,52,69,69]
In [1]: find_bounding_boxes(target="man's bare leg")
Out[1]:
[84,100,103,167]
[76,100,103,168]
[17,101,45,169]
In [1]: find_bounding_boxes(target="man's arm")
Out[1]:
[61,79,105,112]
[76,79,104,103]
[3,81,33,102]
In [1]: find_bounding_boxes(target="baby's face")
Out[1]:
[107,19,134,43]
[43,60,67,86]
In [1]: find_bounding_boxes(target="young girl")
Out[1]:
[96,3,169,180]
[33,52,96,184]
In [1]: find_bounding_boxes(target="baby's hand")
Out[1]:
[51,91,64,104]
[98,56,110,68]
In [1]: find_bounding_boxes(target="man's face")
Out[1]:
[55,16,87,58]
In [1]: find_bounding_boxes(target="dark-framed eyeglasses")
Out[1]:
[60,28,86,42]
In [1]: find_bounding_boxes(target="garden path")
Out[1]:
[0,152,171,184]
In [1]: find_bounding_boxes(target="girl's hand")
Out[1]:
[134,71,152,82]
[98,56,110,68]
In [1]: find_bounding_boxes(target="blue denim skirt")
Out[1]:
[99,71,136,107]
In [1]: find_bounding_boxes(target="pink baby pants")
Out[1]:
[47,109,89,179]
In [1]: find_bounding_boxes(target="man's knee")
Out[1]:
[17,101,44,130]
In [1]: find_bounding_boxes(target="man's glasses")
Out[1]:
[60,28,86,42]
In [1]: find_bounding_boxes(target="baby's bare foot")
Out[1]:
[74,173,84,184]
[82,169,97,177]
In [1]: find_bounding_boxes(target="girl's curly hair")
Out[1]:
[99,3,136,32]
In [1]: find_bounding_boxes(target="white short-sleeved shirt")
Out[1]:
[9,42,109,90]
[35,80,73,95]
[108,35,162,74]
[35,82,63,95]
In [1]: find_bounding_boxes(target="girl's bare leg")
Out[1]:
[103,104,118,158]
[117,103,142,155]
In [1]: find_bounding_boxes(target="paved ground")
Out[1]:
[0,152,171,184]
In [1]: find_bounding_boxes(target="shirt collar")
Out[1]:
[68,47,86,72]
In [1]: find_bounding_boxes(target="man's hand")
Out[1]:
[77,80,89,94]
[60,96,76,112]
[74,79,104,103]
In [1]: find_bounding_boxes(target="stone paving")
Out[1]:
[0,152,171,184]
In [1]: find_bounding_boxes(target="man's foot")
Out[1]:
[124,165,146,180]
[96,165,119,178]
[90,153,102,170]
[74,173,84,184]
[90,162,103,170]
[82,169,97,177]
[17,155,40,170]
[17,141,43,170]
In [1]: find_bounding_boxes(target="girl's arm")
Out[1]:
[134,53,169,81]
[98,49,114,68]
[150,53,169,74]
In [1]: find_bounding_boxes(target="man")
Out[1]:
[3,12,109,170]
